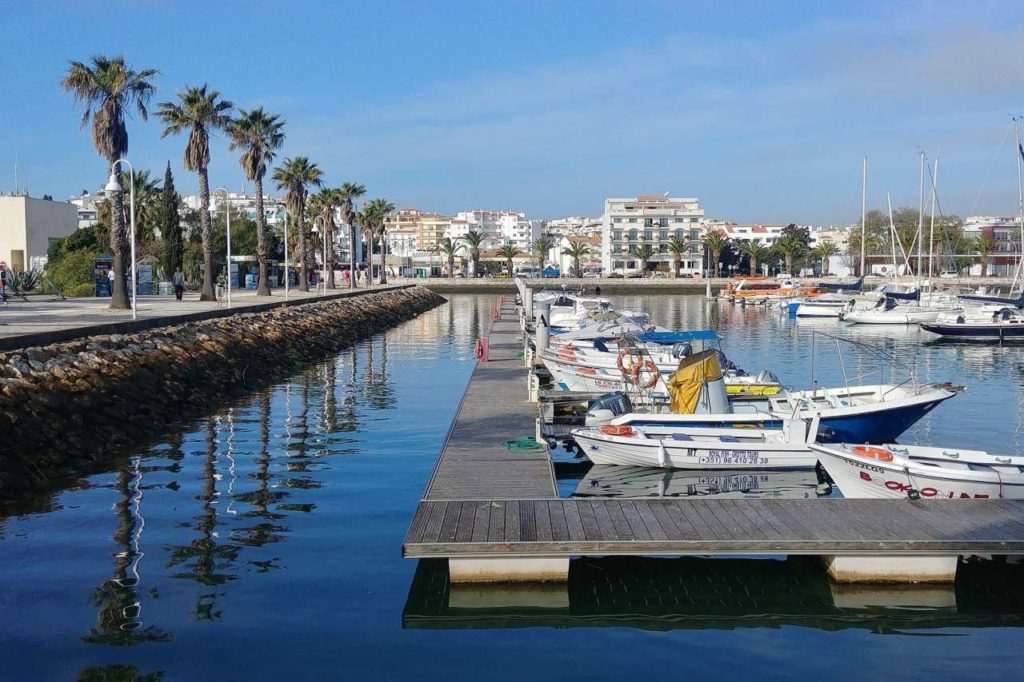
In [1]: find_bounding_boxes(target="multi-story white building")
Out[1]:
[496,212,543,252]
[68,190,105,229]
[602,194,704,274]
[546,216,602,239]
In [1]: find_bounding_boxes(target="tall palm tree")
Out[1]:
[98,169,161,246]
[226,107,285,296]
[308,187,342,289]
[363,198,395,284]
[773,234,806,276]
[630,243,657,277]
[496,244,522,276]
[61,55,158,310]
[462,231,487,278]
[561,238,592,278]
[532,236,553,273]
[975,234,998,277]
[812,241,841,276]
[272,157,323,292]
[338,182,366,288]
[157,85,234,301]
[739,241,771,277]
[701,230,729,278]
[437,237,460,278]
[667,236,690,278]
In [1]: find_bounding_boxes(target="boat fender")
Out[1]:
[631,360,660,389]
[849,445,894,462]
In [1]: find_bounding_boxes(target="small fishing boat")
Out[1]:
[572,418,818,469]
[921,307,1024,341]
[723,276,820,303]
[812,443,1024,499]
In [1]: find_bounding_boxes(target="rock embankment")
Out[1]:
[0,286,446,492]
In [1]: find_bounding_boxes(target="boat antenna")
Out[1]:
[1013,116,1024,296]
[860,155,867,278]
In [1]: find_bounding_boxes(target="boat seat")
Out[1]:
[671,433,694,441]
[718,435,739,443]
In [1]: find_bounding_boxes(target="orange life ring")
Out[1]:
[849,445,894,462]
[631,359,660,389]
[617,349,641,373]
[600,424,634,437]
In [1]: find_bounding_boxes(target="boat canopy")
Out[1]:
[638,330,720,343]
[958,293,1024,308]
[818,277,863,293]
[884,289,920,302]
[667,349,724,414]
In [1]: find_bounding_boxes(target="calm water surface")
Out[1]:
[2,294,1024,680]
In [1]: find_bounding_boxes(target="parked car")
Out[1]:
[939,270,959,279]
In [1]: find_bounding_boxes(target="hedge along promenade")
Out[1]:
[0,286,446,492]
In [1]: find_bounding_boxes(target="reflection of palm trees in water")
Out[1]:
[362,336,395,410]
[322,356,338,433]
[234,390,290,553]
[84,457,171,644]
[164,419,240,622]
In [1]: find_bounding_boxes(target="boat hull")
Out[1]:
[921,322,1024,340]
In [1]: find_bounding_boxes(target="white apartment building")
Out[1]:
[544,216,602,239]
[497,212,543,252]
[0,193,78,270]
[68,190,105,229]
[602,194,704,274]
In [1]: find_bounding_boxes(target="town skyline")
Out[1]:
[3,1,1024,223]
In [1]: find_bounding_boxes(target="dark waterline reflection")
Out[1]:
[1,294,1023,680]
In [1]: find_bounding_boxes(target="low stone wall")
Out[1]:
[0,286,446,492]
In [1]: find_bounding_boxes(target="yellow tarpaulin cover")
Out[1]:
[667,349,723,414]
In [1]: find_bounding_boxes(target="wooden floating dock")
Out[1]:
[403,295,1024,584]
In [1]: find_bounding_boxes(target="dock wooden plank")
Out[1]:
[562,499,587,541]
[504,499,521,542]
[487,502,506,542]
[547,500,569,542]
[420,501,448,544]
[592,500,621,540]
[687,500,734,540]
[577,500,602,541]
[535,500,553,542]
[620,500,657,541]
[438,502,463,544]
[605,501,635,541]
[520,500,537,542]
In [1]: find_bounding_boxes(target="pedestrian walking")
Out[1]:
[0,261,8,304]
[172,267,186,301]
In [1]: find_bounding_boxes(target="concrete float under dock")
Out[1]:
[402,292,1024,584]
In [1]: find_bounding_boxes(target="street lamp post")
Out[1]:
[283,211,290,300]
[104,159,136,320]
[211,188,232,307]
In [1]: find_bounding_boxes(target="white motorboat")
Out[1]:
[796,294,854,318]
[812,443,1024,499]
[573,418,818,469]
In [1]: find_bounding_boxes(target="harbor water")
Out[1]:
[2,293,1023,680]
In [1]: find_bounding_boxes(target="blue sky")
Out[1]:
[2,0,1024,223]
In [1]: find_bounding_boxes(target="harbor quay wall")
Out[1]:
[0,286,446,492]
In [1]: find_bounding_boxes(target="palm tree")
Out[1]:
[61,55,158,310]
[561,238,592,278]
[308,187,342,288]
[157,85,234,301]
[701,230,729,277]
[98,169,161,246]
[667,236,690,278]
[773,234,807,276]
[227,107,285,296]
[739,241,771,276]
[359,198,395,284]
[629,243,657,277]
[338,182,366,288]
[532,236,553,273]
[975,234,998,277]
[496,244,522,276]
[272,157,323,292]
[462,231,487,278]
[812,241,841,276]
[437,237,460,278]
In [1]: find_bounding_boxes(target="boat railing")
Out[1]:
[808,330,919,395]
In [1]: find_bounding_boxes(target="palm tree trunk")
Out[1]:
[198,168,216,301]
[448,255,454,277]
[751,256,758,276]
[326,222,336,289]
[109,186,131,310]
[713,251,721,278]
[297,200,309,292]
[786,254,793,275]
[378,226,388,284]
[255,176,270,296]
[346,210,357,290]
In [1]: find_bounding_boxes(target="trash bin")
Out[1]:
[246,273,256,290]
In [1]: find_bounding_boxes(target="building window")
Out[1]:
[673,217,685,223]
[659,218,668,227]
[659,231,668,241]
[659,244,668,253]
[643,230,653,241]
[690,217,699,222]
[675,230,685,240]
[643,218,653,227]
[628,218,637,223]
[613,230,622,241]
[627,230,638,241]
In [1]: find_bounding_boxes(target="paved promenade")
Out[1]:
[0,285,408,350]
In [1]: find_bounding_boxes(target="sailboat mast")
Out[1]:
[928,154,939,280]
[917,150,925,286]
[887,191,897,277]
[860,155,867,278]
[1014,117,1024,294]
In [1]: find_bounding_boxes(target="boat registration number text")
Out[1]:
[699,450,768,465]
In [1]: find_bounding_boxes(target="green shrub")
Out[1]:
[64,282,96,298]
[47,249,98,292]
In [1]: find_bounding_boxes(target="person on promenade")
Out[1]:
[0,261,8,303]
[172,267,186,301]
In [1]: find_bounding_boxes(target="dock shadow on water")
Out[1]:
[403,556,1024,633]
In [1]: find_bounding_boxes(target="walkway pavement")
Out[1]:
[0,285,406,349]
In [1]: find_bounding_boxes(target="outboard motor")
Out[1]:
[584,391,633,426]
[755,369,779,384]
[671,342,693,359]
